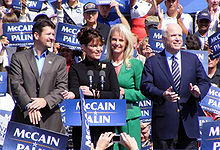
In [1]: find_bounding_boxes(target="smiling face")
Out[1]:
[110,31,127,55]
[197,19,211,32]
[165,0,179,14]
[162,24,183,54]
[82,38,103,60]
[83,11,98,24]
[207,0,219,11]
[34,26,55,49]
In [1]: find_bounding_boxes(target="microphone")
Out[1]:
[99,70,105,91]
[87,70,94,90]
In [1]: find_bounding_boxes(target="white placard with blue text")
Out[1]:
[3,22,34,47]
[3,121,68,150]
[60,99,126,126]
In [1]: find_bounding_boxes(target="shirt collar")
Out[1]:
[33,49,47,59]
[165,49,181,60]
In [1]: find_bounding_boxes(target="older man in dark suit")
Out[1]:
[9,20,68,133]
[140,23,210,149]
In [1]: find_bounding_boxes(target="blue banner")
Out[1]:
[80,89,91,150]
[138,99,152,123]
[3,121,68,150]
[208,31,220,59]
[182,50,208,74]
[11,0,43,12]
[201,121,220,150]
[60,99,126,126]
[148,29,186,53]
[0,72,7,97]
[198,116,213,141]
[3,22,34,47]
[200,86,220,115]
[55,22,81,50]
[0,110,12,146]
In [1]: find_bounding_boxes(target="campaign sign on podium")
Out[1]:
[201,121,220,150]
[0,72,7,97]
[3,22,34,47]
[55,22,81,50]
[3,121,68,150]
[200,86,220,115]
[60,99,126,126]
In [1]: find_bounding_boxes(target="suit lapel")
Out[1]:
[157,50,176,90]
[40,51,55,87]
[26,49,40,85]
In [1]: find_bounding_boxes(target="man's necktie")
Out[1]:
[172,55,181,92]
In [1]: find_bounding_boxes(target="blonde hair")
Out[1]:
[139,37,149,55]
[106,24,134,68]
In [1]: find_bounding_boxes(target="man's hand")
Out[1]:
[119,132,139,150]
[61,90,75,99]
[96,132,114,150]
[189,83,201,98]
[29,98,47,110]
[157,5,164,21]
[80,86,94,96]
[28,109,42,125]
[163,86,179,102]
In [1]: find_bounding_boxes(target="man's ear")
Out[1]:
[34,32,39,40]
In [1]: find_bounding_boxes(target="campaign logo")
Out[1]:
[3,22,34,47]
[60,99,126,126]
[208,31,220,59]
[11,0,43,12]
[138,99,152,123]
[3,121,68,150]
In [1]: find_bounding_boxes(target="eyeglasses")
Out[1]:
[87,44,104,49]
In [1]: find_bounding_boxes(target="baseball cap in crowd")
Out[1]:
[145,16,159,29]
[197,10,211,21]
[96,0,111,5]
[83,2,98,13]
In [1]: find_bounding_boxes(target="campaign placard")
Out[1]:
[148,29,186,53]
[3,121,68,150]
[3,22,34,47]
[200,86,220,115]
[138,99,152,123]
[55,22,81,50]
[201,121,220,150]
[198,116,213,141]
[0,110,12,146]
[182,50,208,74]
[60,99,126,126]
[208,31,220,59]
[0,72,7,97]
[11,0,43,12]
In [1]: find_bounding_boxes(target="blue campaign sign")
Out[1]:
[60,99,126,126]
[11,0,43,12]
[198,116,213,140]
[0,72,7,97]
[208,31,220,59]
[148,29,186,53]
[200,86,220,115]
[0,110,12,146]
[55,22,81,50]
[3,22,34,47]
[182,50,208,74]
[3,121,68,150]
[138,99,152,123]
[201,121,220,150]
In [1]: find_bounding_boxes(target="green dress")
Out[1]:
[114,59,146,150]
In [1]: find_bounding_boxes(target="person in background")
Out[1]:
[139,38,154,60]
[185,34,202,50]
[9,20,68,134]
[195,0,220,36]
[63,26,120,149]
[83,2,110,44]
[140,23,210,149]
[106,24,146,150]
[158,0,192,35]
[96,0,130,29]
[194,10,211,50]
[56,0,85,26]
[130,0,163,41]
[90,132,139,150]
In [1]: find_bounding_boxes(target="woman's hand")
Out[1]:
[61,90,75,99]
[80,86,94,96]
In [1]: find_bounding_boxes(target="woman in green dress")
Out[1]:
[106,23,146,150]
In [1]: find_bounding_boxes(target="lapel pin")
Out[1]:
[48,60,52,64]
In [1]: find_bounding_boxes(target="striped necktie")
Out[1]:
[172,55,181,92]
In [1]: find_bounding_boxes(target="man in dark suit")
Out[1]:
[140,23,210,149]
[9,20,68,134]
